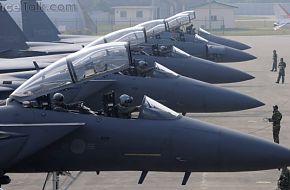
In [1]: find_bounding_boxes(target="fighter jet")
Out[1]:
[174,11,251,50]
[0,94,289,189]
[85,27,254,83]
[0,26,253,84]
[20,0,96,44]
[0,34,253,100]
[273,4,290,30]
[1,42,263,114]
[0,3,84,59]
[136,15,256,62]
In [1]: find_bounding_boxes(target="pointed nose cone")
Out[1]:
[206,34,251,50]
[220,128,290,171]
[178,77,264,112]
[176,117,290,172]
[223,46,257,62]
[186,56,254,83]
[202,84,264,112]
[226,40,251,50]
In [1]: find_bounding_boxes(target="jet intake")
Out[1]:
[207,45,226,55]
[206,45,226,62]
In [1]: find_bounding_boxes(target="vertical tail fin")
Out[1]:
[0,3,29,51]
[21,0,60,42]
[274,4,290,21]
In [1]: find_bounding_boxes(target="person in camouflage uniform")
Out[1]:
[276,58,287,84]
[271,50,278,72]
[278,167,290,190]
[268,105,283,144]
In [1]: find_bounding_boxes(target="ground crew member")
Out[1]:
[276,58,286,84]
[278,167,290,190]
[268,105,283,144]
[52,93,95,115]
[271,50,278,72]
[115,94,140,119]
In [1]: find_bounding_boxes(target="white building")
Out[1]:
[113,6,152,26]
[192,0,237,30]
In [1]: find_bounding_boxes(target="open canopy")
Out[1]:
[175,10,196,22]
[139,96,180,120]
[85,27,146,48]
[165,14,191,30]
[11,42,130,101]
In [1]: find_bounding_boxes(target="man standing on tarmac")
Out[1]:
[268,105,283,144]
[271,50,278,72]
[276,58,286,84]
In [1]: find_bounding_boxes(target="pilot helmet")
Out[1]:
[53,93,64,103]
[160,46,167,52]
[119,94,133,106]
[137,60,148,68]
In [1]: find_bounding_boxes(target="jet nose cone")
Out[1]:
[175,77,263,113]
[224,46,257,62]
[221,131,290,171]
[207,35,251,50]
[186,57,254,83]
[208,63,254,83]
[203,85,264,112]
[234,42,251,50]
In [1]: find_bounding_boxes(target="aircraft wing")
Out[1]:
[0,122,85,169]
[274,23,288,30]
[0,54,68,73]
[0,86,16,92]
[58,34,98,45]
[27,42,83,54]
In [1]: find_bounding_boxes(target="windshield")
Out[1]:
[138,96,180,120]
[85,27,145,48]
[166,15,190,30]
[172,46,191,58]
[11,42,130,100]
[153,63,179,78]
[195,34,208,43]
[199,28,211,35]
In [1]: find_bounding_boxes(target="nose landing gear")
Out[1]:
[0,174,11,190]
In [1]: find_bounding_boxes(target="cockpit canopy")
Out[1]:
[165,14,191,30]
[85,27,146,48]
[175,10,196,22]
[11,42,130,101]
[139,96,180,120]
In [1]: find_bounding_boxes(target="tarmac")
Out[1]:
[5,35,290,190]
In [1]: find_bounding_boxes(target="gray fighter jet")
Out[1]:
[136,16,256,62]
[0,35,253,98]
[0,27,253,85]
[0,94,289,188]
[173,11,251,50]
[1,42,263,114]
[85,27,254,83]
